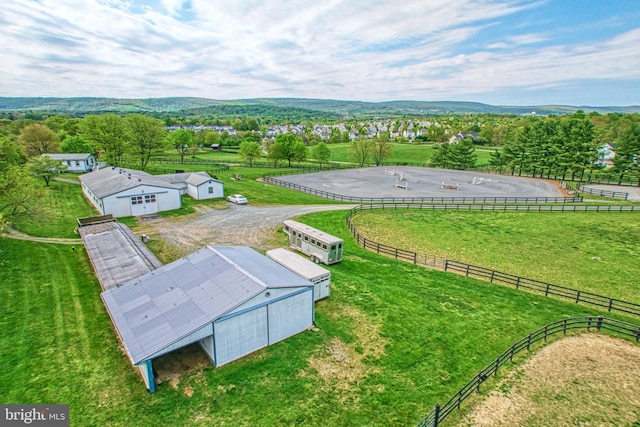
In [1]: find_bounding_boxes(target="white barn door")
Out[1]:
[130,194,158,216]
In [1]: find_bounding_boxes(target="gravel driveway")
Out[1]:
[138,203,356,253]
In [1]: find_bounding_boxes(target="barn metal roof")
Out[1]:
[79,167,180,199]
[158,171,223,187]
[101,246,313,365]
[266,248,331,280]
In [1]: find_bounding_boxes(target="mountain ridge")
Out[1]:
[0,96,638,116]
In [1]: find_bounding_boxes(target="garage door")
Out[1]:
[214,306,268,366]
[130,194,158,216]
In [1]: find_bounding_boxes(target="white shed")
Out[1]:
[158,172,224,200]
[44,153,96,172]
[101,246,314,393]
[80,167,181,217]
[267,248,331,301]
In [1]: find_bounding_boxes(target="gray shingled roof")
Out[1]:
[44,153,93,161]
[266,248,330,280]
[101,246,313,365]
[159,171,222,187]
[79,167,180,199]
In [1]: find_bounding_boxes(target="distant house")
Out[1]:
[43,153,96,172]
[79,167,224,217]
[449,132,479,143]
[211,143,221,151]
[595,143,616,168]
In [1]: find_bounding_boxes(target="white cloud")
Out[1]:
[0,0,638,104]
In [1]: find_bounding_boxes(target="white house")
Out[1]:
[101,246,315,392]
[44,153,96,172]
[79,167,224,217]
[596,143,617,168]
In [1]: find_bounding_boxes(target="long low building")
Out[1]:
[267,248,331,301]
[79,167,224,217]
[100,246,315,392]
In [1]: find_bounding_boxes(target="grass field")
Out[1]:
[349,209,640,303]
[1,167,639,426]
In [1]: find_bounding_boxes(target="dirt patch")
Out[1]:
[153,343,211,389]
[458,334,640,427]
[306,304,386,404]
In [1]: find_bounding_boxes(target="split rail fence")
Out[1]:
[417,316,640,427]
[346,204,640,318]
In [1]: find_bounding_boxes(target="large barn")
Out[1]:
[100,246,315,392]
[79,167,224,217]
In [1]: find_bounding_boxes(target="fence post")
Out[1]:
[434,404,441,427]
[516,277,521,289]
[490,270,495,283]
[466,264,471,277]
[597,316,603,331]
[608,299,614,312]
[575,291,581,303]
[444,260,449,271]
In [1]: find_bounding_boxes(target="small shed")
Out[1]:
[267,248,331,301]
[101,246,314,393]
[158,172,224,200]
[44,153,96,172]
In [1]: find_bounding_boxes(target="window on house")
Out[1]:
[208,187,214,194]
[131,196,143,205]
[144,195,156,203]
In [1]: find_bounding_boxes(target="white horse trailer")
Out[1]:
[282,220,343,264]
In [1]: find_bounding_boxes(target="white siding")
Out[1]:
[100,185,181,217]
[214,306,268,366]
[191,181,223,200]
[199,335,214,363]
[268,290,313,344]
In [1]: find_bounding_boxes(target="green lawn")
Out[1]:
[1,210,636,426]
[325,142,496,165]
[350,209,640,303]
[11,180,97,238]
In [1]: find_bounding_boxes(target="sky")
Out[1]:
[1,0,639,106]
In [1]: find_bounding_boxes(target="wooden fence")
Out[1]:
[577,184,629,200]
[345,204,640,318]
[417,316,640,427]
[266,176,582,204]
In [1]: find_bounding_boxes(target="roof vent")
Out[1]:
[166,287,174,292]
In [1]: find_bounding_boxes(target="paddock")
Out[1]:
[273,166,563,199]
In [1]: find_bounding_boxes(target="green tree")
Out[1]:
[267,141,284,166]
[426,125,447,142]
[205,131,220,147]
[19,123,60,156]
[27,155,68,187]
[349,137,371,167]
[0,166,48,226]
[613,121,640,180]
[291,140,308,165]
[79,114,128,166]
[127,114,166,170]
[429,142,451,168]
[311,142,331,168]
[167,129,194,164]
[274,134,304,166]
[450,138,477,169]
[0,138,25,172]
[61,135,93,154]
[371,137,393,166]
[239,140,262,166]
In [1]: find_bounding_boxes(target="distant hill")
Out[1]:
[0,96,638,117]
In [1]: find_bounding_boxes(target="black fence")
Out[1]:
[345,204,640,318]
[121,163,229,175]
[417,316,640,427]
[266,176,583,204]
[577,184,629,200]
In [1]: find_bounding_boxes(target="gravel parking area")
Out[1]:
[138,203,355,254]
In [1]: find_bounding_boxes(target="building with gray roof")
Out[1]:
[79,167,224,217]
[44,153,96,172]
[101,246,314,393]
